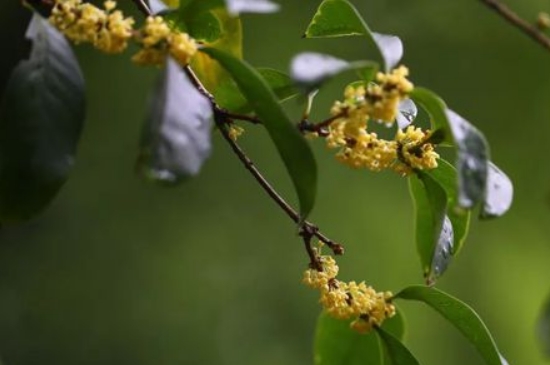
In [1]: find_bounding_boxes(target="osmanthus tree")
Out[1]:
[7,0,550,363]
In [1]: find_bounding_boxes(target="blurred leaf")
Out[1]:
[201,47,317,218]
[376,327,420,365]
[159,0,180,8]
[409,173,453,283]
[314,311,383,365]
[0,14,85,222]
[396,286,507,365]
[290,52,377,93]
[396,99,417,129]
[384,306,406,341]
[445,109,490,209]
[189,9,242,99]
[480,162,513,219]
[185,10,222,42]
[224,0,279,15]
[425,159,471,255]
[137,57,213,184]
[537,294,550,358]
[303,0,403,71]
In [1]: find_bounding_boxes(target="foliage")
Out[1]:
[2,0,540,364]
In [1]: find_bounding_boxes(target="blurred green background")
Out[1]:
[1,0,550,364]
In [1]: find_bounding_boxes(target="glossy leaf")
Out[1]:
[303,0,403,70]
[290,52,377,92]
[445,109,490,209]
[425,159,471,255]
[314,312,383,365]
[185,10,222,42]
[409,173,452,283]
[410,88,491,210]
[0,14,85,222]
[201,47,317,218]
[480,162,513,219]
[396,286,507,365]
[137,57,213,184]
[396,99,417,129]
[376,327,421,365]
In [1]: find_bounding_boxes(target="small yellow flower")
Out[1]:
[228,125,245,141]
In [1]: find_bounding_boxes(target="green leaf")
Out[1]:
[303,0,403,71]
[480,162,513,219]
[185,10,222,42]
[396,286,507,365]
[410,88,491,210]
[409,173,452,283]
[396,99,417,129]
[424,159,471,255]
[537,293,550,358]
[314,311,383,365]
[201,47,317,218]
[216,68,298,112]
[376,327,420,365]
[136,57,213,184]
[383,306,406,341]
[0,14,85,222]
[290,52,378,92]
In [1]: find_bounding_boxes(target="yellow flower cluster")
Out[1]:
[228,125,245,141]
[322,67,439,175]
[132,16,197,66]
[303,253,395,333]
[50,0,134,53]
[49,0,197,65]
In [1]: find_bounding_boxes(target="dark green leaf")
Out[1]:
[0,14,85,222]
[290,52,377,92]
[396,286,507,365]
[314,311,383,365]
[425,159,471,255]
[538,294,550,357]
[201,47,317,218]
[376,327,420,365]
[382,306,406,341]
[409,173,452,283]
[303,0,403,71]
[480,162,513,219]
[137,57,213,184]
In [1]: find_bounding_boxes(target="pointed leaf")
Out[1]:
[480,162,513,219]
[376,327,421,365]
[137,57,213,184]
[201,47,317,218]
[0,14,85,222]
[424,159,471,255]
[303,0,403,70]
[290,52,377,92]
[396,286,507,365]
[314,311,383,365]
[409,173,453,283]
[538,294,550,358]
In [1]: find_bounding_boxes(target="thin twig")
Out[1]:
[480,0,550,52]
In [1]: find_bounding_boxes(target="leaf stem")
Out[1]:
[479,0,550,52]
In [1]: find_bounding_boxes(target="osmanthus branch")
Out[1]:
[479,0,550,52]
[126,0,345,263]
